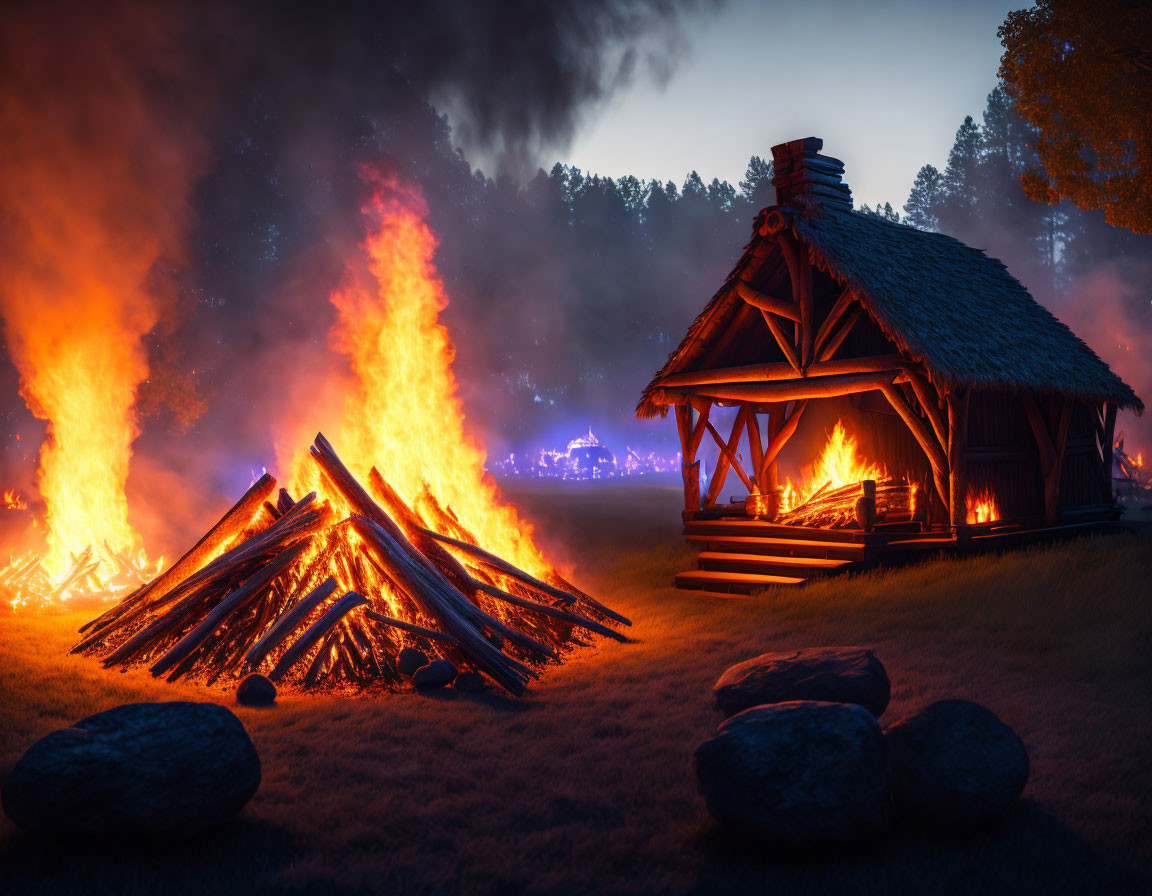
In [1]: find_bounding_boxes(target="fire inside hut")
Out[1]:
[638,137,1144,594]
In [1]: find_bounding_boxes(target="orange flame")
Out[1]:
[3,490,28,511]
[0,4,205,591]
[965,487,999,525]
[780,420,885,513]
[288,172,547,576]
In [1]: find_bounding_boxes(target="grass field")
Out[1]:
[1,482,1150,895]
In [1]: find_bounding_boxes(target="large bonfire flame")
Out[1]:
[68,172,628,695]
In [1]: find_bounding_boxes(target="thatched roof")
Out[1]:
[637,203,1143,418]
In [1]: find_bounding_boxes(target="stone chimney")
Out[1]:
[770,137,852,211]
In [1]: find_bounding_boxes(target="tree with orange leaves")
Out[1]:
[998,0,1152,234]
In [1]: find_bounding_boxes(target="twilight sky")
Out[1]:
[561,0,1024,210]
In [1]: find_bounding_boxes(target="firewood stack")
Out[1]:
[72,434,630,695]
[777,479,913,528]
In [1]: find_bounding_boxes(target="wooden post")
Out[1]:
[1101,401,1117,502]
[946,388,970,530]
[746,411,764,491]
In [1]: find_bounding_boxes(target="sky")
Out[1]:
[560,0,1024,209]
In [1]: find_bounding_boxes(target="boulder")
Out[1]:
[885,699,1029,828]
[714,646,890,718]
[453,670,487,692]
[397,647,428,678]
[694,701,889,846]
[1,701,261,839]
[412,659,457,690]
[236,673,276,706]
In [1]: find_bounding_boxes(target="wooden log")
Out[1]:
[302,629,342,687]
[276,488,295,515]
[656,354,905,389]
[244,576,339,670]
[746,411,764,491]
[704,405,753,494]
[816,305,863,362]
[98,499,328,667]
[881,384,948,508]
[704,405,750,507]
[269,590,368,682]
[668,370,900,405]
[812,288,854,360]
[1101,401,1117,500]
[77,472,277,636]
[946,389,970,529]
[778,231,814,368]
[735,280,801,322]
[363,608,459,644]
[150,539,312,678]
[675,405,700,515]
[470,581,630,643]
[760,308,801,372]
[759,399,808,484]
[907,370,948,454]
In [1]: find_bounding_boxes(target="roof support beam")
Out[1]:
[778,231,815,369]
[759,400,808,485]
[881,383,949,510]
[813,288,855,360]
[735,281,801,322]
[665,370,903,405]
[655,354,906,389]
[760,308,801,372]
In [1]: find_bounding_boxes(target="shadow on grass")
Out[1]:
[415,687,538,713]
[0,814,294,896]
[692,801,1150,895]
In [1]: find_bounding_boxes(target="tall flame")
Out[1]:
[291,171,546,576]
[780,420,885,513]
[0,3,206,581]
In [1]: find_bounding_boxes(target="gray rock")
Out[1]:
[714,646,890,718]
[453,670,487,692]
[397,647,428,678]
[1,701,260,839]
[236,673,276,706]
[694,701,889,846]
[886,699,1029,828]
[412,659,457,690]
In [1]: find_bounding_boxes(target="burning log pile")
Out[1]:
[775,478,913,529]
[1113,436,1149,500]
[2,545,161,611]
[72,434,629,695]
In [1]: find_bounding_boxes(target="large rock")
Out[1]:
[1,701,261,840]
[694,701,889,846]
[885,699,1029,828]
[714,646,890,718]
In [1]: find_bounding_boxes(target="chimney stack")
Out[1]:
[771,137,852,212]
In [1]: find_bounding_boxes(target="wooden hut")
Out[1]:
[637,137,1143,593]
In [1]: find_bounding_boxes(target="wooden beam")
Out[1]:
[666,370,902,405]
[812,288,854,359]
[705,405,754,495]
[946,389,970,529]
[746,411,764,491]
[735,281,801,322]
[881,383,948,508]
[655,353,906,389]
[816,305,863,362]
[1100,401,1117,502]
[907,370,948,455]
[778,231,815,368]
[674,405,700,517]
[760,308,801,372]
[759,400,808,483]
[1022,394,1056,470]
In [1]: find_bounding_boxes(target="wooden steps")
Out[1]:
[676,519,866,594]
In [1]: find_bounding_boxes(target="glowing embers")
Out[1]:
[965,487,1000,525]
[774,420,911,528]
[1,545,163,611]
[3,489,27,511]
[72,434,628,696]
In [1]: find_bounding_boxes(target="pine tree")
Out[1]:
[903,165,943,230]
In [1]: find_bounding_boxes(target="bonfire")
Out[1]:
[72,433,628,695]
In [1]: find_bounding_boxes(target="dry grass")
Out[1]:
[1,482,1149,895]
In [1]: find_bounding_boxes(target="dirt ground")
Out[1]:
[1,482,1150,895]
